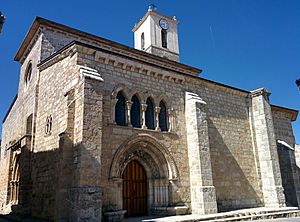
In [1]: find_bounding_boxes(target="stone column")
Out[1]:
[126,101,133,126]
[18,135,32,214]
[185,92,217,215]
[9,182,13,202]
[141,103,148,129]
[111,98,117,124]
[250,88,286,207]
[168,108,174,132]
[155,107,161,131]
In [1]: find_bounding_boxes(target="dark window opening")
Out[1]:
[141,33,145,50]
[24,62,32,86]
[45,115,53,135]
[145,97,155,129]
[115,91,126,126]
[161,30,167,48]
[131,95,141,128]
[26,114,33,135]
[159,101,168,131]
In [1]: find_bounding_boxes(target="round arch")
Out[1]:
[111,83,129,101]
[109,134,179,181]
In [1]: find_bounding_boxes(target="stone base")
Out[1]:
[151,206,188,216]
[69,186,102,222]
[103,210,126,222]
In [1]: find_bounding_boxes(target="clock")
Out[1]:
[159,19,169,30]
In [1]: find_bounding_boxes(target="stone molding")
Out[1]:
[250,88,271,99]
[79,66,103,82]
[109,134,179,181]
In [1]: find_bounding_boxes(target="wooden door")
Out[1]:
[123,160,147,217]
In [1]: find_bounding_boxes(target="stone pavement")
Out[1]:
[1,207,300,222]
[259,219,300,222]
[123,207,300,222]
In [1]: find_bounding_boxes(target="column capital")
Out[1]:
[126,101,133,109]
[155,106,161,113]
[167,108,174,116]
[141,103,148,111]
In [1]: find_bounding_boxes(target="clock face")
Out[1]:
[159,19,169,30]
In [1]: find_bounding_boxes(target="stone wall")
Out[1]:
[0,34,43,214]
[31,48,79,220]
[272,109,300,207]
[0,156,9,213]
[75,43,263,212]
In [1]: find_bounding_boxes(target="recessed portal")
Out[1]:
[123,160,147,217]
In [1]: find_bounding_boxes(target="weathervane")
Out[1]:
[148,4,157,11]
[296,79,300,91]
[0,11,5,33]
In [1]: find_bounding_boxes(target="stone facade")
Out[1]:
[0,10,299,222]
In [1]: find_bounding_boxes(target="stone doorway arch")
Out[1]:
[9,153,20,204]
[109,134,179,214]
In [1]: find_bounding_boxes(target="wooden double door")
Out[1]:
[123,160,147,217]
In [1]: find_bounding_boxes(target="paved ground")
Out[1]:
[123,216,300,222]
[1,215,300,222]
[257,219,300,222]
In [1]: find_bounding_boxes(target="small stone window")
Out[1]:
[24,62,32,87]
[45,115,53,135]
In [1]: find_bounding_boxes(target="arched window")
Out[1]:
[159,101,168,131]
[115,91,126,126]
[24,62,32,86]
[161,30,167,48]
[145,97,155,130]
[131,95,141,128]
[141,33,145,50]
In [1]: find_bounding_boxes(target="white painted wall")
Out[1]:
[134,12,179,55]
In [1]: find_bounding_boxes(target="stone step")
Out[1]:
[151,207,300,222]
[200,210,300,222]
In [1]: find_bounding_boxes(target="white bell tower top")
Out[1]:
[132,7,180,62]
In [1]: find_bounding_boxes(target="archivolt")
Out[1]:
[111,83,129,100]
[109,134,179,180]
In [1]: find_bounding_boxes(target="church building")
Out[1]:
[0,7,299,222]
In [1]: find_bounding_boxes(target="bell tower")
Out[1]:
[132,6,180,62]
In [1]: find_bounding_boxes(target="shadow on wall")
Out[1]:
[7,134,102,221]
[207,119,263,212]
[277,144,298,207]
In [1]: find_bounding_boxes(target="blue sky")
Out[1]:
[0,0,299,143]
